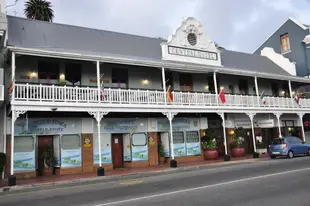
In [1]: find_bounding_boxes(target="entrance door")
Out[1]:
[37,136,53,176]
[112,134,123,168]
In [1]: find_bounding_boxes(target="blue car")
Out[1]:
[269,136,310,159]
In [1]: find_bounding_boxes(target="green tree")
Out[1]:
[24,0,54,22]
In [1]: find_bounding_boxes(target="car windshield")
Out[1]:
[271,139,284,145]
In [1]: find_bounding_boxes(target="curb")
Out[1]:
[0,158,265,193]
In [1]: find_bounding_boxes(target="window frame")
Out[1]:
[61,134,81,150]
[280,33,291,54]
[131,133,147,147]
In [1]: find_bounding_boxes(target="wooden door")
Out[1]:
[37,136,53,176]
[112,134,123,168]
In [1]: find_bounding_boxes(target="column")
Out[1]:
[275,113,282,138]
[298,113,305,141]
[254,77,260,104]
[218,112,230,161]
[247,113,259,158]
[162,111,178,167]
[88,111,109,176]
[213,71,219,105]
[11,52,15,99]
[288,80,293,98]
[9,109,27,186]
[161,67,167,104]
[96,61,101,102]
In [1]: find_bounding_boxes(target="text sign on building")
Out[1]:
[168,46,218,60]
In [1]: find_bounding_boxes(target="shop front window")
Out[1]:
[14,136,35,172]
[132,133,147,146]
[61,135,81,168]
[131,133,148,161]
[185,131,201,156]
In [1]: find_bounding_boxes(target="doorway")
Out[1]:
[37,136,54,176]
[112,134,123,168]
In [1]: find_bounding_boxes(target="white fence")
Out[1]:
[13,83,305,109]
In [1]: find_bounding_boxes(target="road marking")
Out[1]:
[93,167,310,206]
[119,180,142,185]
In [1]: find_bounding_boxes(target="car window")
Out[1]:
[292,137,302,144]
[285,137,293,144]
[271,139,284,144]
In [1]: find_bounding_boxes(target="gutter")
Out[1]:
[7,46,310,84]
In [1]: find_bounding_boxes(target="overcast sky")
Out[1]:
[5,0,310,53]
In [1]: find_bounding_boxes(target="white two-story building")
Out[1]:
[2,14,310,182]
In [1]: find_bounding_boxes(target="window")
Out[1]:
[14,136,34,152]
[271,138,284,145]
[271,83,279,96]
[186,131,199,143]
[172,131,185,143]
[62,135,80,150]
[112,68,128,88]
[65,63,81,86]
[187,33,197,46]
[280,33,290,53]
[132,133,147,146]
[179,73,193,92]
[38,61,59,80]
[238,79,248,95]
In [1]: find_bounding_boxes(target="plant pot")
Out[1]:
[231,147,245,157]
[203,148,218,160]
[159,156,166,165]
[216,146,225,156]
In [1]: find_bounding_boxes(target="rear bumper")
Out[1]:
[269,151,288,156]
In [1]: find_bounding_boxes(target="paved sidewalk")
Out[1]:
[0,155,268,192]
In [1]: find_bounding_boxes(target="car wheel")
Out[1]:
[288,151,294,159]
[270,155,276,159]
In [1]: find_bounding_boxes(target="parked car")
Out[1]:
[269,136,310,159]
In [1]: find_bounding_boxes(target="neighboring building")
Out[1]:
[2,14,310,182]
[254,17,310,78]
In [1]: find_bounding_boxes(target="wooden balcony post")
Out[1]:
[161,67,167,104]
[213,71,219,105]
[96,61,101,103]
[11,51,15,101]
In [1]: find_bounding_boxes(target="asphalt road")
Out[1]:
[1,157,310,206]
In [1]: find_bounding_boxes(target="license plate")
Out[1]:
[272,152,280,154]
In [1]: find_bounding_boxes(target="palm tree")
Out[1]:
[24,0,54,22]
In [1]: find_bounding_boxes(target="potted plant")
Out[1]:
[158,144,166,165]
[230,127,246,157]
[0,152,5,179]
[41,144,57,176]
[201,129,218,160]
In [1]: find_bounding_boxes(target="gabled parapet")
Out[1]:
[261,47,296,76]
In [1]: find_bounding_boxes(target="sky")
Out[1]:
[4,0,310,53]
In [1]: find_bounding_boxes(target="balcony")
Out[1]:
[12,83,307,112]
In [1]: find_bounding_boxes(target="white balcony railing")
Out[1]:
[12,83,307,109]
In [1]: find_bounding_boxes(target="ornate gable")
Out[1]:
[161,17,222,66]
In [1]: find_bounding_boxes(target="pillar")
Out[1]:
[275,113,282,138]
[163,111,178,167]
[254,77,259,104]
[247,113,259,158]
[298,113,305,141]
[96,61,101,102]
[213,72,219,105]
[88,111,109,176]
[9,109,27,186]
[288,80,293,98]
[162,67,167,104]
[218,112,230,161]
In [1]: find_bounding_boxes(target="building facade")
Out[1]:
[254,17,310,77]
[1,15,310,181]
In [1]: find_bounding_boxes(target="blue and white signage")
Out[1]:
[61,149,82,168]
[132,145,148,161]
[14,152,35,172]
